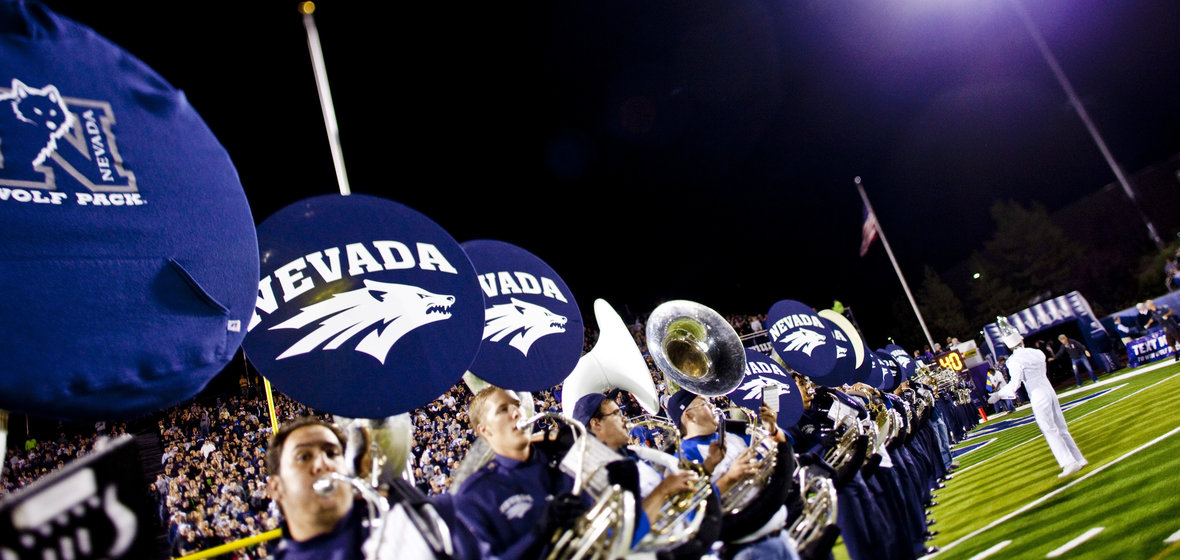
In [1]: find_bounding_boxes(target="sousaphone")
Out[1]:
[561,299,660,416]
[645,299,745,397]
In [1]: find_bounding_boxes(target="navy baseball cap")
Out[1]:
[572,393,609,427]
[667,389,698,429]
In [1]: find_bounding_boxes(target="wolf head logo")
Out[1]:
[499,494,534,520]
[735,377,789,403]
[2,79,75,169]
[778,328,826,356]
[269,280,454,364]
[482,298,567,357]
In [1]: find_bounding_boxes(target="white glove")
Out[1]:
[987,393,1001,404]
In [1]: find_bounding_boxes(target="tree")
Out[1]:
[917,265,970,341]
[967,200,1084,321]
[966,251,1024,327]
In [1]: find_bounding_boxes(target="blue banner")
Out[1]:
[1126,328,1177,368]
[982,291,1109,361]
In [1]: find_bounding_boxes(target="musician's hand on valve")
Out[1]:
[650,470,699,502]
[645,470,700,520]
[715,447,758,494]
[703,439,725,475]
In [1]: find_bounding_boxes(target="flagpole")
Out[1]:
[300,1,351,196]
[856,177,935,350]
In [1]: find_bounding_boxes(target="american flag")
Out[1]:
[859,204,879,257]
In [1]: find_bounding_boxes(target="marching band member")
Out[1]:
[452,386,592,560]
[266,416,476,560]
[265,417,367,560]
[789,383,901,560]
[666,389,800,560]
[989,332,1088,478]
[572,391,723,559]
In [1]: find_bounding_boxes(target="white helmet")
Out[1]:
[1001,332,1024,349]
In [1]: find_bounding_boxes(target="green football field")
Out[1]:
[834,359,1180,560]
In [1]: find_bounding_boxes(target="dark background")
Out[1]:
[38,0,1180,347]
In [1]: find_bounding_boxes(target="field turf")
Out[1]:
[834,359,1180,560]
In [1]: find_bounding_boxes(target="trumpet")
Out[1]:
[820,407,869,487]
[329,416,456,560]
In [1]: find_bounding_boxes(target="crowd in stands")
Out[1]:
[0,311,775,558]
[154,393,311,558]
[1,421,129,496]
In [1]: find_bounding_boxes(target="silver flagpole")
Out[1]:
[300,1,351,196]
[856,177,936,350]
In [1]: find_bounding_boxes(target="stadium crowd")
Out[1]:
[0,309,988,559]
[0,309,768,558]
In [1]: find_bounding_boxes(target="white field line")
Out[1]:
[932,424,1180,557]
[962,381,1128,473]
[961,358,1176,439]
[1165,529,1180,544]
[953,438,996,460]
[965,540,1011,560]
[1046,527,1104,558]
[957,371,1180,475]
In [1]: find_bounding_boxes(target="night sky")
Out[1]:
[40,0,1180,349]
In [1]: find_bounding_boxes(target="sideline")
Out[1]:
[927,424,1180,557]
[963,385,1122,441]
[955,370,1180,476]
[996,359,1175,416]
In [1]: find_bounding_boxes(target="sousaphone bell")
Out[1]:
[645,300,745,397]
[561,299,660,417]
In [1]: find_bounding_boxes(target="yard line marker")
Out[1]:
[930,424,1180,557]
[966,540,1011,560]
[1165,529,1180,544]
[1046,527,1104,557]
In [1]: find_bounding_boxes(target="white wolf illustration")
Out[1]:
[778,328,826,356]
[1,79,75,171]
[482,298,567,356]
[270,280,453,364]
[735,377,789,403]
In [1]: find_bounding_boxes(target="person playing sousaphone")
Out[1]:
[265,417,364,560]
[265,416,477,560]
[667,388,800,560]
[572,390,723,559]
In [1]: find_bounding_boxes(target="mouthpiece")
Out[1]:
[312,474,340,496]
[515,419,531,431]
